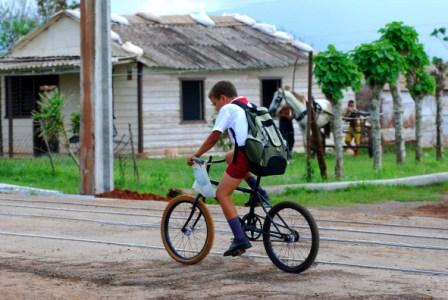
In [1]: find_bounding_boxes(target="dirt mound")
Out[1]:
[96,188,171,201]
[402,201,448,219]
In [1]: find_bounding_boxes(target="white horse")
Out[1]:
[269,88,333,148]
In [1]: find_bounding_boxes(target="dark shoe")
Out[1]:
[223,239,252,257]
[244,189,270,207]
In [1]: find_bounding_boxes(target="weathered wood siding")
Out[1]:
[3,64,445,157]
[112,64,138,151]
[141,65,330,156]
[60,73,80,151]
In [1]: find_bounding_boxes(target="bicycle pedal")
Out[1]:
[231,249,246,257]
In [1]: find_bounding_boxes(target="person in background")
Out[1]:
[278,104,294,159]
[343,100,361,155]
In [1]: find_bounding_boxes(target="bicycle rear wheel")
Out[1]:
[263,201,319,273]
[161,195,214,265]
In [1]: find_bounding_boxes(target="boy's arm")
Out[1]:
[187,130,222,165]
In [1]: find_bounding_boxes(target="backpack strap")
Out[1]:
[232,100,257,112]
[230,101,254,164]
[228,128,239,163]
[232,101,258,136]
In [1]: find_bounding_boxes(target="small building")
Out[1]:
[0,11,318,157]
[1,10,446,157]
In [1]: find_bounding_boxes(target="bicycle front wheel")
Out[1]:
[161,194,214,265]
[263,201,319,273]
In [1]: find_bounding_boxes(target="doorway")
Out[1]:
[261,78,282,108]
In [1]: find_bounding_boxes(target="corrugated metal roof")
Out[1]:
[0,55,129,72]
[112,15,307,70]
[0,56,81,72]
[0,13,308,72]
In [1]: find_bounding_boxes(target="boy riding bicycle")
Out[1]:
[187,81,268,257]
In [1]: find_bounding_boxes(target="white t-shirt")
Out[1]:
[212,98,250,146]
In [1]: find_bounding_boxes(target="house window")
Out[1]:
[181,79,204,121]
[261,78,282,108]
[5,76,36,118]
[5,75,59,118]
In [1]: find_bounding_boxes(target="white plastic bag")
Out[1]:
[192,163,215,197]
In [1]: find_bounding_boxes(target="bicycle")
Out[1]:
[160,156,320,273]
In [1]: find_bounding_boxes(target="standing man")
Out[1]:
[343,100,361,154]
[278,105,295,159]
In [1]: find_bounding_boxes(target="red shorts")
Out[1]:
[225,148,250,179]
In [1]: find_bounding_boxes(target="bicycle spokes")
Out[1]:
[162,197,214,263]
[263,202,319,273]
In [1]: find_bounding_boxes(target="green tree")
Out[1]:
[404,43,436,162]
[430,57,447,160]
[352,40,404,170]
[37,0,79,21]
[431,28,448,160]
[379,21,419,165]
[431,27,448,43]
[314,45,362,179]
[32,90,80,173]
[0,0,39,53]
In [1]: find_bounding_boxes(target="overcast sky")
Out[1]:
[1,0,446,59]
[110,0,448,60]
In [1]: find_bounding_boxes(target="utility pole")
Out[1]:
[0,77,4,157]
[7,77,13,158]
[80,0,113,194]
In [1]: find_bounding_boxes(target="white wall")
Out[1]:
[12,17,80,57]
[112,63,139,151]
[381,92,448,146]
[141,64,331,157]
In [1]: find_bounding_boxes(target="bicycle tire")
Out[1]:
[263,201,319,273]
[161,194,214,265]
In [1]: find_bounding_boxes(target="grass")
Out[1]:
[0,146,447,207]
[266,182,448,207]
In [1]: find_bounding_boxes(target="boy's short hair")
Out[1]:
[208,81,238,99]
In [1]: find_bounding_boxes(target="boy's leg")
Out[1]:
[216,172,242,220]
[216,172,252,256]
[225,151,269,206]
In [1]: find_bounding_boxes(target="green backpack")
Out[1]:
[233,102,289,176]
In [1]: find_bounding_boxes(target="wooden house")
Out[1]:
[0,11,320,157]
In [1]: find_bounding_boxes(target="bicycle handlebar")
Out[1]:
[192,156,226,165]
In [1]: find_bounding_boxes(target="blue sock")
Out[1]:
[228,217,246,241]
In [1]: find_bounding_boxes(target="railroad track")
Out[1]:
[0,196,447,276]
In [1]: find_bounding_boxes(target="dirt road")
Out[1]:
[0,193,447,299]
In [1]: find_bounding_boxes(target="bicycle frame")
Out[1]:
[185,156,297,241]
